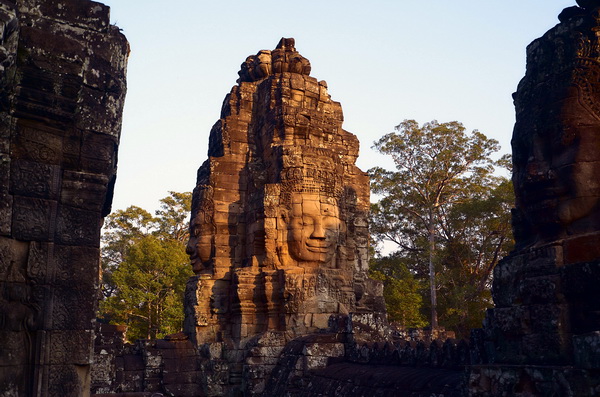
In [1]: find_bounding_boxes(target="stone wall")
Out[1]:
[0,1,128,396]
[264,315,467,397]
[92,316,467,397]
[92,325,202,396]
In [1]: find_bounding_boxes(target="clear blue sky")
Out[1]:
[102,0,575,213]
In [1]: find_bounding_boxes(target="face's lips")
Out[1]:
[190,257,203,272]
[305,241,331,252]
[306,240,329,246]
[307,247,328,253]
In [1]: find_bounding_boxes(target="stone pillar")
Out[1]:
[469,1,600,395]
[0,1,128,396]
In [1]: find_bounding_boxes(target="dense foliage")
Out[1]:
[98,192,193,340]
[369,253,427,328]
[369,120,513,336]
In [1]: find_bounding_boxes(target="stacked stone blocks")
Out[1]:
[0,1,128,395]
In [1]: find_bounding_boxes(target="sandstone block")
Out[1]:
[49,330,94,365]
[10,159,61,200]
[12,196,57,241]
[573,331,600,369]
[55,205,101,246]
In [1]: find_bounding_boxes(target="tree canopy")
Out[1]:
[98,191,193,340]
[369,120,513,336]
[369,252,427,328]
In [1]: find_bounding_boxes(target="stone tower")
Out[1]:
[184,38,383,347]
[469,1,600,395]
[0,1,128,396]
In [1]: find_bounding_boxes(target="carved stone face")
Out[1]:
[285,193,341,265]
[186,210,213,274]
[514,87,600,243]
[554,122,600,227]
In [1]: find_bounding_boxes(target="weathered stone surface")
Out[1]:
[299,363,464,397]
[511,6,600,250]
[92,325,203,396]
[180,37,384,395]
[180,37,381,395]
[185,37,381,344]
[469,2,600,394]
[468,365,599,397]
[0,1,128,396]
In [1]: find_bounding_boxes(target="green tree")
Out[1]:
[98,192,193,340]
[155,191,192,242]
[369,253,427,328]
[100,235,190,339]
[369,120,513,333]
[433,177,513,335]
[101,206,156,298]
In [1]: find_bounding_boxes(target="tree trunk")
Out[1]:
[147,301,153,339]
[429,226,438,329]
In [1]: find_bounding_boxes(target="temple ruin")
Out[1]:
[0,0,128,396]
[91,7,600,394]
[2,0,600,396]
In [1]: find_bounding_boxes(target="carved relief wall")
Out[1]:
[0,1,128,396]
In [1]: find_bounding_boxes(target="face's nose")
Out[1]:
[185,238,195,256]
[310,219,326,239]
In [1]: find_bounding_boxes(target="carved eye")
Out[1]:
[291,217,312,228]
[301,217,314,227]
